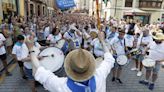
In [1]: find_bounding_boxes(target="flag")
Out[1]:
[55,0,76,10]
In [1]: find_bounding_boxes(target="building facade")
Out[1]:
[25,0,47,18]
[74,0,111,21]
[110,0,164,23]
[0,0,18,20]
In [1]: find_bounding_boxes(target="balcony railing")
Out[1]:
[139,0,162,8]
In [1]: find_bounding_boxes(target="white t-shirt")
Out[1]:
[91,38,104,57]
[148,41,164,61]
[12,43,29,61]
[125,34,134,48]
[0,33,6,55]
[44,27,50,39]
[138,35,153,54]
[47,34,62,44]
[110,37,126,55]
[63,32,82,47]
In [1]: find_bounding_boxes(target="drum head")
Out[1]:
[32,46,40,56]
[117,55,128,65]
[142,58,155,67]
[39,47,64,72]
[95,57,103,68]
[55,39,65,48]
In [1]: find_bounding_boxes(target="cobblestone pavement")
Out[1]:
[0,60,164,92]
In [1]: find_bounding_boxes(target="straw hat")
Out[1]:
[64,49,96,82]
[152,33,164,40]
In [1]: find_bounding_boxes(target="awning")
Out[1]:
[47,7,54,10]
[124,8,149,16]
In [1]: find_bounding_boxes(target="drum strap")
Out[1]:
[68,32,75,39]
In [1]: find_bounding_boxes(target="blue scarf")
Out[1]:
[108,32,115,39]
[16,42,23,46]
[67,77,96,92]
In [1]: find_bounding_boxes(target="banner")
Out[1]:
[55,0,76,10]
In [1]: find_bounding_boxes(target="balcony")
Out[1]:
[139,0,163,9]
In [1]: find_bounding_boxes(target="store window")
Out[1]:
[125,0,133,7]
[139,0,162,8]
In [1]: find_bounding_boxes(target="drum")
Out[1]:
[69,39,81,50]
[142,58,155,67]
[116,55,128,65]
[95,57,103,68]
[39,47,64,72]
[55,39,69,54]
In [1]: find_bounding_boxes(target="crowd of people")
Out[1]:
[0,12,164,92]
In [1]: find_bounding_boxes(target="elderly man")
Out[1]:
[139,33,164,90]
[26,31,115,92]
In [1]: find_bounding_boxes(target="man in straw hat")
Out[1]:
[26,31,115,92]
[139,32,164,90]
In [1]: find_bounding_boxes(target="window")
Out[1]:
[125,0,133,7]
[30,4,34,16]
[139,0,162,8]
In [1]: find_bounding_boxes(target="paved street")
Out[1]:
[0,60,164,92]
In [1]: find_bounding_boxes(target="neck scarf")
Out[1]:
[67,76,96,92]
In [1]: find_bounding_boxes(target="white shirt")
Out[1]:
[125,34,134,48]
[12,43,29,61]
[47,34,62,44]
[139,35,153,53]
[44,27,50,39]
[0,33,6,55]
[35,52,115,92]
[148,41,164,61]
[110,37,126,55]
[12,42,30,69]
[91,38,104,57]
[63,32,82,48]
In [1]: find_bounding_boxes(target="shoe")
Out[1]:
[139,80,149,86]
[137,71,142,77]
[148,83,155,90]
[35,81,41,87]
[6,72,12,76]
[131,67,139,71]
[116,78,123,84]
[22,75,28,80]
[112,77,115,82]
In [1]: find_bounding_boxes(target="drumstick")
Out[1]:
[42,54,55,58]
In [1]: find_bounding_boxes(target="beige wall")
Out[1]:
[149,12,161,23]
[0,0,3,22]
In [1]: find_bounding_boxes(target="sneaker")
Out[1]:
[116,78,123,84]
[139,80,149,86]
[131,67,139,71]
[148,83,155,90]
[137,71,142,77]
[112,77,115,82]
[22,75,28,80]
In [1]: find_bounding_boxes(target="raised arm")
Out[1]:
[96,31,115,78]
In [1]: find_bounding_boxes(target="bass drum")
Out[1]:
[39,47,66,76]
[55,39,69,55]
